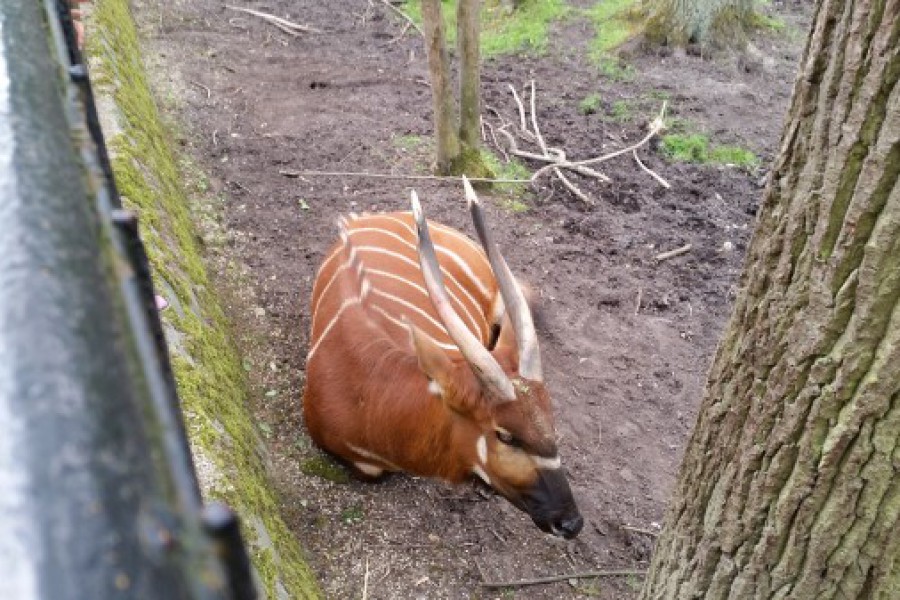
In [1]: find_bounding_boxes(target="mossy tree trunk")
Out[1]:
[641,0,900,597]
[457,0,481,149]
[421,0,492,177]
[643,0,753,46]
[422,0,460,174]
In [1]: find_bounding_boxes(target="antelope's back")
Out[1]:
[308,212,499,362]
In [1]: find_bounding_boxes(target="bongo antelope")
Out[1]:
[302,178,582,538]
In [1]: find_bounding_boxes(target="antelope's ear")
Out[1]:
[406,321,454,393]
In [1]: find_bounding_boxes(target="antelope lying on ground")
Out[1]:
[302,179,583,538]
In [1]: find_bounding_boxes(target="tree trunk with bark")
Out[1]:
[643,0,753,46]
[457,0,481,148]
[642,0,900,596]
[421,0,460,174]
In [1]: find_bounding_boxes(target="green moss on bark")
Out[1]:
[87,1,321,597]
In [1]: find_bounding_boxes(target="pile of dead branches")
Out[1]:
[484,81,669,204]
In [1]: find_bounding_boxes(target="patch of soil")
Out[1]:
[139,1,810,597]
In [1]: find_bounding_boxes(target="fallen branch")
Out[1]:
[378,0,423,37]
[528,81,594,204]
[225,5,322,34]
[622,525,660,537]
[633,149,670,189]
[481,569,646,589]
[654,243,692,262]
[507,84,535,141]
[531,101,668,181]
[495,127,610,181]
[278,169,530,184]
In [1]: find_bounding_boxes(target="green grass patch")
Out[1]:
[708,144,760,167]
[597,55,636,81]
[578,92,603,115]
[748,11,786,32]
[478,150,531,213]
[393,133,427,152]
[661,133,759,168]
[586,0,640,57]
[611,99,632,121]
[401,0,568,56]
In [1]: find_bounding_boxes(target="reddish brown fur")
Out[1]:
[302,210,582,537]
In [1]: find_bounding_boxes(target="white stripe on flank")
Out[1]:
[367,267,485,335]
[381,214,487,261]
[351,245,485,332]
[370,289,447,337]
[532,455,562,470]
[311,262,352,329]
[354,462,384,477]
[369,306,459,352]
[348,443,402,471]
[307,297,359,360]
[356,222,491,298]
[315,245,342,279]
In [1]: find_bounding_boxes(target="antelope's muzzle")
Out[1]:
[522,467,583,539]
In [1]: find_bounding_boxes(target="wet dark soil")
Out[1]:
[140,0,810,597]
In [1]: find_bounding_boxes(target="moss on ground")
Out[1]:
[300,455,352,484]
[88,1,320,597]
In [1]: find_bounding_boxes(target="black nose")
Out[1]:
[556,514,584,539]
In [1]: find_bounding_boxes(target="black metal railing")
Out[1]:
[0,1,255,598]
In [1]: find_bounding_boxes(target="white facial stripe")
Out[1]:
[532,454,562,470]
[353,245,487,335]
[308,297,360,360]
[476,435,488,464]
[354,462,384,477]
[427,380,443,396]
[472,464,491,485]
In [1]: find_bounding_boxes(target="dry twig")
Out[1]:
[507,84,533,139]
[189,80,211,99]
[655,243,692,262]
[362,557,370,600]
[622,525,660,537]
[225,5,322,34]
[481,569,647,589]
[633,149,670,189]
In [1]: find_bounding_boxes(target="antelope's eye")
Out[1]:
[495,429,516,446]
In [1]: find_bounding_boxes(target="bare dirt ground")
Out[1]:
[140,0,811,597]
